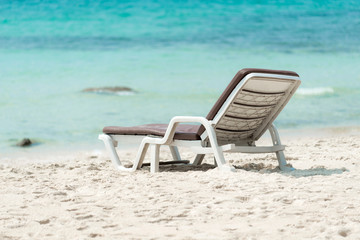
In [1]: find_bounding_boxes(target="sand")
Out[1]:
[1,132,360,239]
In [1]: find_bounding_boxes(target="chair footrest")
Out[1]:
[190,144,285,154]
[222,144,285,153]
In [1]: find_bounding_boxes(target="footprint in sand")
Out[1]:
[37,219,50,225]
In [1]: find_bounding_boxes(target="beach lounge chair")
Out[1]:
[99,68,301,173]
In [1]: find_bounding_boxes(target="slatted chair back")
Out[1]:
[197,69,301,146]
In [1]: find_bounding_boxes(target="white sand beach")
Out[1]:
[1,130,360,239]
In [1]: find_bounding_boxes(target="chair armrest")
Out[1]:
[144,116,214,145]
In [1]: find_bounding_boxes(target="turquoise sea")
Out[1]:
[1,0,360,154]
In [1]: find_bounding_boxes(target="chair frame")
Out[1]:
[99,72,300,173]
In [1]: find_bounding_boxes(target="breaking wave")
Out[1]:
[296,87,334,96]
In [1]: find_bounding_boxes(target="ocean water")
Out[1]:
[1,0,360,154]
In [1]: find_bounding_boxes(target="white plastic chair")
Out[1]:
[99,68,301,173]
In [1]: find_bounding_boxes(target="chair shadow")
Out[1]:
[280,167,348,177]
[141,163,216,172]
[142,162,348,176]
[234,163,348,177]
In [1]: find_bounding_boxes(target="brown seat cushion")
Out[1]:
[103,124,201,141]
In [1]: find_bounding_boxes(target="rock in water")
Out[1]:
[82,87,134,95]
[16,138,32,147]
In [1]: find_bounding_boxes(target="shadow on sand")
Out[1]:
[140,163,216,172]
[280,167,348,177]
[139,162,348,177]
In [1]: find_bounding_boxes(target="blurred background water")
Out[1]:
[1,0,360,154]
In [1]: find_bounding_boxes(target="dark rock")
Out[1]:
[16,138,32,147]
[82,86,135,94]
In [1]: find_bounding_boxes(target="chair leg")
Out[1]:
[211,145,234,171]
[132,141,150,170]
[193,154,205,165]
[169,146,181,161]
[213,157,218,167]
[204,125,235,172]
[275,150,292,171]
[98,134,122,168]
[269,124,294,171]
[150,144,160,173]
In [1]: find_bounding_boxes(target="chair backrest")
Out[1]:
[197,68,301,145]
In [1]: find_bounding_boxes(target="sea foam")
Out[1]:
[296,87,334,96]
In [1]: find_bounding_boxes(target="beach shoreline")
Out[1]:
[1,126,360,239]
[2,125,359,164]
